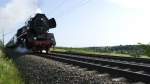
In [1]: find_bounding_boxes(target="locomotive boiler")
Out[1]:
[6,13,56,53]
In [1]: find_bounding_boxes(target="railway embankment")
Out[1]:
[48,53,149,84]
[6,49,129,84]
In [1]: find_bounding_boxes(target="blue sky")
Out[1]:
[1,0,150,47]
[0,0,9,7]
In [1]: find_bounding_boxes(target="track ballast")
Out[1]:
[37,53,150,84]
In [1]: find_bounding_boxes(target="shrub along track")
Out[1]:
[37,53,150,84]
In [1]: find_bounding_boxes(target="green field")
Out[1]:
[0,49,24,84]
[53,47,130,56]
[52,47,149,58]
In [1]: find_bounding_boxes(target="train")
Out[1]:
[6,13,56,53]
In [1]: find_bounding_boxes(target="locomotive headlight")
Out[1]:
[27,27,29,30]
[34,37,37,40]
[51,38,55,41]
[41,18,44,21]
[51,38,54,41]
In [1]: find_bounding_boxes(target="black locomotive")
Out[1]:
[6,13,56,53]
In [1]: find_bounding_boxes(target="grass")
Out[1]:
[52,47,150,59]
[52,47,131,57]
[0,49,24,84]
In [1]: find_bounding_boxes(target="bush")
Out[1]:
[138,43,150,57]
[0,49,24,84]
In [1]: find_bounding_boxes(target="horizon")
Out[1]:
[56,44,141,48]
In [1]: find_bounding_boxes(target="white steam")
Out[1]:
[15,46,30,53]
[0,0,41,32]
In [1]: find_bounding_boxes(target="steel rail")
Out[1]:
[36,53,150,83]
[50,53,150,74]
[53,51,150,64]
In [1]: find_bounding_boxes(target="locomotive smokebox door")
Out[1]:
[49,18,56,28]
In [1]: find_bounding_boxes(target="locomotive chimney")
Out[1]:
[49,18,56,28]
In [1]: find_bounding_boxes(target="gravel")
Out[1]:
[6,50,129,84]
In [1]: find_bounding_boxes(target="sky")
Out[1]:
[1,0,150,47]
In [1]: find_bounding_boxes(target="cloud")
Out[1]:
[0,0,41,32]
[106,0,150,44]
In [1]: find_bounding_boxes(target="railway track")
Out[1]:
[37,53,150,84]
[53,51,150,64]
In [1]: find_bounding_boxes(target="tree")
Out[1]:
[0,40,3,48]
[138,43,150,57]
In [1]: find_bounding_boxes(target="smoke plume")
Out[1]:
[15,46,29,53]
[0,0,41,33]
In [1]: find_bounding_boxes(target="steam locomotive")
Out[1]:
[6,13,56,53]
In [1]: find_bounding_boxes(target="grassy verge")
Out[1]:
[52,47,149,59]
[52,48,130,57]
[0,49,24,84]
